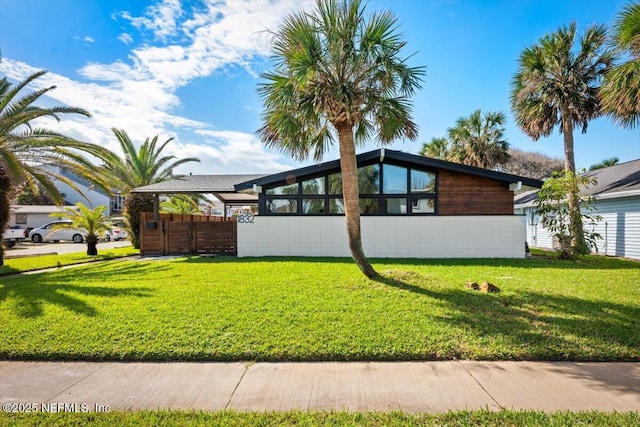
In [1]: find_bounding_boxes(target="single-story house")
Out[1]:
[133,149,542,258]
[8,205,75,230]
[515,159,640,259]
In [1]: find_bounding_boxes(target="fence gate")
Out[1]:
[140,213,237,256]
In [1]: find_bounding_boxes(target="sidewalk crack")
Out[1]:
[458,361,503,410]
[224,363,249,410]
[47,363,110,403]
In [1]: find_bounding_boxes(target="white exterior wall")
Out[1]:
[519,195,640,259]
[9,206,72,229]
[589,196,640,259]
[238,216,526,258]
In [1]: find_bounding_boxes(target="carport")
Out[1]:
[131,174,264,256]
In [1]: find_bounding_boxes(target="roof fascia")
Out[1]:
[235,149,544,191]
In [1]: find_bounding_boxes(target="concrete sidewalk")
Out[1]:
[1,361,638,412]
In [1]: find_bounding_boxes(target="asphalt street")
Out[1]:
[4,240,132,257]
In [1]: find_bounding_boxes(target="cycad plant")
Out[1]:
[55,203,110,256]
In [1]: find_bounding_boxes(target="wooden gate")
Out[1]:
[140,213,237,256]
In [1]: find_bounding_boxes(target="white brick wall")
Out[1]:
[238,216,527,258]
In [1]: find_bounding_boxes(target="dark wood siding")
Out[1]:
[437,169,514,215]
[140,212,237,256]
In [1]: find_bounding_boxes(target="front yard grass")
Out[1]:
[2,410,639,427]
[0,255,638,361]
[0,246,139,276]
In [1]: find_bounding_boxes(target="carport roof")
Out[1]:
[131,174,266,205]
[131,174,266,194]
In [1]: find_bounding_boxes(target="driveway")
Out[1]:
[5,240,132,257]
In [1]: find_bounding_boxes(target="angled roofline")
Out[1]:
[235,149,544,191]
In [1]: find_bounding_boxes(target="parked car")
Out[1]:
[104,219,129,241]
[29,220,87,243]
[3,226,27,247]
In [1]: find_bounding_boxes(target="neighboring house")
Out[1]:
[515,159,640,260]
[133,149,543,258]
[8,205,76,230]
[40,163,124,216]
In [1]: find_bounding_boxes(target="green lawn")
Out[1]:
[0,247,139,276]
[0,255,638,361]
[2,410,639,427]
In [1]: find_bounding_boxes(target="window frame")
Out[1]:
[260,161,438,216]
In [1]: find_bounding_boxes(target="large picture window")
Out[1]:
[261,162,437,215]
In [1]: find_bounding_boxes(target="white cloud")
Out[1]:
[174,131,294,174]
[0,0,319,176]
[118,32,133,45]
[120,0,183,42]
[84,36,95,43]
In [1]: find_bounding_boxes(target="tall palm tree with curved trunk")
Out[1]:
[0,70,111,265]
[601,1,640,128]
[258,0,424,278]
[100,128,199,248]
[446,109,510,169]
[511,22,614,255]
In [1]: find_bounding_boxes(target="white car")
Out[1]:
[29,220,87,243]
[104,220,129,241]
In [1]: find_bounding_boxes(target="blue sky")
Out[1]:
[1,0,638,176]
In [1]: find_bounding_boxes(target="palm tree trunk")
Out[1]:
[86,235,98,256]
[0,168,12,267]
[562,114,586,254]
[337,124,377,278]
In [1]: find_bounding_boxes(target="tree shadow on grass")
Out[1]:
[0,262,164,318]
[375,270,640,392]
[175,254,640,270]
[374,271,640,358]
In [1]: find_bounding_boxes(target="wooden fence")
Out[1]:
[139,212,237,256]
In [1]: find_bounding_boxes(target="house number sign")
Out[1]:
[237,214,255,223]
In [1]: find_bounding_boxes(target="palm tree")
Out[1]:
[55,203,110,255]
[601,1,640,128]
[0,70,111,266]
[160,195,202,215]
[258,0,424,278]
[511,22,613,255]
[589,156,619,170]
[419,137,451,160]
[446,109,510,169]
[100,128,200,248]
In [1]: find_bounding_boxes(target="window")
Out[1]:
[111,194,125,213]
[384,198,407,214]
[328,173,342,194]
[15,213,27,224]
[411,170,436,194]
[383,164,407,194]
[266,182,299,196]
[358,165,380,194]
[265,199,297,214]
[260,162,437,215]
[329,198,344,214]
[302,199,325,214]
[411,197,435,214]
[360,198,379,214]
[302,177,325,195]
